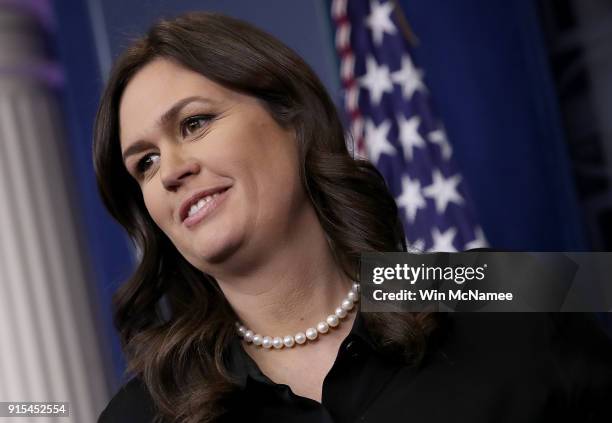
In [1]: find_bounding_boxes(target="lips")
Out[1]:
[179,186,232,223]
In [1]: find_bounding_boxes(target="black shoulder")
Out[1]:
[541,313,612,420]
[444,312,612,359]
[98,377,158,423]
[443,313,612,419]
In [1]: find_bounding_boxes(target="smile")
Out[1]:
[182,187,230,229]
[188,192,220,217]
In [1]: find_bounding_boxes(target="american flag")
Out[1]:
[331,0,487,252]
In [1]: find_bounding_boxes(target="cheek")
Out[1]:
[142,187,171,231]
[250,144,304,215]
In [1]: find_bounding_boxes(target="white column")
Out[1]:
[0,7,110,423]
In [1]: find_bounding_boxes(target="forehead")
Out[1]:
[118,59,237,146]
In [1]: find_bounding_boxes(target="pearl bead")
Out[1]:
[306,327,318,340]
[341,298,354,311]
[236,282,361,349]
[326,314,339,327]
[294,332,306,344]
[262,336,272,348]
[272,337,283,349]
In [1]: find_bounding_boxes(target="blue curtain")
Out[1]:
[399,0,588,251]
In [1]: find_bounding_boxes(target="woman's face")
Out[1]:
[119,58,307,271]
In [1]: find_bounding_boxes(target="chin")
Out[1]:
[190,229,244,267]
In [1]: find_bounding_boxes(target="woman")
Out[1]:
[95,12,612,423]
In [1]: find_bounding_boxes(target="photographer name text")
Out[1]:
[372,289,513,302]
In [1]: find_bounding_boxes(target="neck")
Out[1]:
[211,206,353,337]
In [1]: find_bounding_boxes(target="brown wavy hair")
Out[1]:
[93,12,438,423]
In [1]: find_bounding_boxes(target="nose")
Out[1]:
[160,151,201,191]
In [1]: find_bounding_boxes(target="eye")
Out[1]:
[136,152,160,176]
[180,115,214,138]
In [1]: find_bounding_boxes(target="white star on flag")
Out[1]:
[360,56,393,105]
[429,227,458,252]
[365,0,396,45]
[423,169,464,214]
[406,238,425,252]
[396,175,426,222]
[428,128,452,160]
[365,119,396,164]
[391,56,426,99]
[465,226,488,250]
[397,115,425,161]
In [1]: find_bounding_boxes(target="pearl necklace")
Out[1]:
[236,282,360,349]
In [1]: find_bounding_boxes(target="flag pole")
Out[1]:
[391,0,419,47]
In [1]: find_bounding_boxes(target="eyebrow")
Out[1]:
[121,95,215,163]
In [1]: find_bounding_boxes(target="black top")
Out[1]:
[98,312,612,422]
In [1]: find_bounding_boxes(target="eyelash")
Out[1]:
[136,153,159,175]
[180,114,215,138]
[134,114,215,176]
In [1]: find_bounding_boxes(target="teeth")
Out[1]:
[186,192,222,218]
[188,203,202,217]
